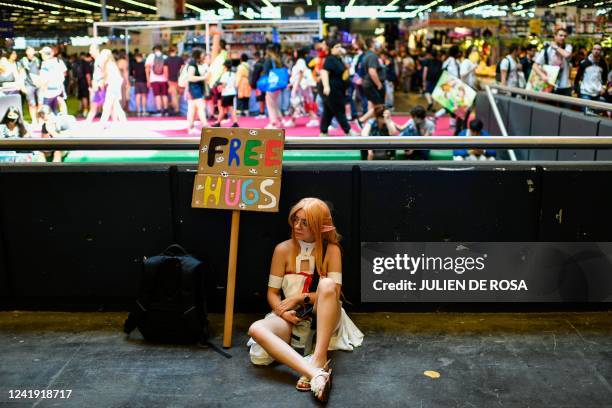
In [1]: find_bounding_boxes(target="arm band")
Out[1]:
[327,272,342,285]
[268,274,283,289]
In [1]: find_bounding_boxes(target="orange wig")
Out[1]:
[288,197,341,277]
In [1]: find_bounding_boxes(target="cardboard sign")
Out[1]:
[432,71,476,117]
[191,127,285,212]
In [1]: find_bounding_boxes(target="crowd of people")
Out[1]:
[0,28,610,162]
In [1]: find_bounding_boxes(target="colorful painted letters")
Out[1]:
[192,128,285,212]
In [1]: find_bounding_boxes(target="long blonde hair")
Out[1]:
[288,197,341,277]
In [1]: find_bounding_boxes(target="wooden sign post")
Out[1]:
[191,127,285,348]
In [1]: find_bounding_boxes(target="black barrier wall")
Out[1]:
[475,92,612,161]
[1,162,611,312]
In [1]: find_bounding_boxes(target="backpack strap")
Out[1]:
[163,244,189,256]
[197,340,233,358]
[123,256,150,335]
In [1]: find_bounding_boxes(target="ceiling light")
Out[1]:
[382,0,399,11]
[239,10,254,19]
[70,0,136,13]
[453,0,488,13]
[216,0,233,9]
[19,0,92,14]
[116,0,157,11]
[407,0,444,17]
[0,2,34,10]
[185,3,205,13]
[548,0,578,7]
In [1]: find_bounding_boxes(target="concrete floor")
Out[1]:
[1,311,611,407]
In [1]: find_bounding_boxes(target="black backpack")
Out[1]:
[124,244,211,345]
[495,56,512,82]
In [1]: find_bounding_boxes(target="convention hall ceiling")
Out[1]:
[2,0,608,36]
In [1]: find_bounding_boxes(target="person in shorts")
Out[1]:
[145,45,169,116]
[131,53,148,116]
[357,38,386,127]
[212,59,238,128]
[39,46,67,114]
[164,45,184,116]
[18,47,43,125]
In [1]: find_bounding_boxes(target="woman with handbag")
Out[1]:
[263,45,284,129]
[247,197,364,403]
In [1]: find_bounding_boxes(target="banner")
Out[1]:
[361,242,612,302]
[191,128,285,212]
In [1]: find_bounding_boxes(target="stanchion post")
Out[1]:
[223,210,241,348]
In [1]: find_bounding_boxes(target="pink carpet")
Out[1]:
[70,115,452,138]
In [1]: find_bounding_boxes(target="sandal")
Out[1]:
[296,356,330,392]
[296,354,314,391]
[296,376,311,392]
[310,367,333,403]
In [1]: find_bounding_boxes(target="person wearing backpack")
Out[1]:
[532,29,573,98]
[145,45,169,116]
[499,45,522,88]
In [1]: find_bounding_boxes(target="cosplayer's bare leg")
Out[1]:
[248,314,321,380]
[311,277,341,368]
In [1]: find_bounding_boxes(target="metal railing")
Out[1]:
[1,136,611,151]
[489,83,612,111]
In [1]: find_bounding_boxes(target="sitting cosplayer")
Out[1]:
[247,197,363,403]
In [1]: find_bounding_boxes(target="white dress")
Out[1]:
[247,240,364,365]
[105,62,124,100]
